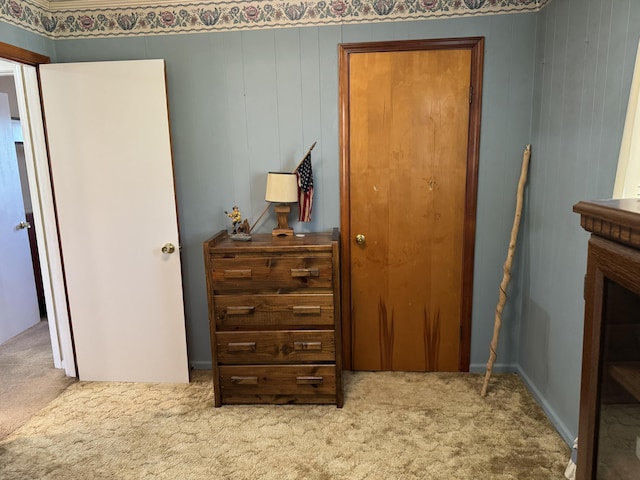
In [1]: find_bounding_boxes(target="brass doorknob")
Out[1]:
[161,243,176,254]
[355,234,366,245]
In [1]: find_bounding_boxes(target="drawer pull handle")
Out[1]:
[231,376,258,385]
[226,306,255,315]
[294,341,322,351]
[227,342,256,352]
[291,268,319,278]
[292,306,321,315]
[296,376,323,385]
[223,269,252,278]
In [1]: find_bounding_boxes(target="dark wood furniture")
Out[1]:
[574,199,640,479]
[203,228,343,407]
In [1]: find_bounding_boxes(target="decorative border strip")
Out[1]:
[1,0,551,39]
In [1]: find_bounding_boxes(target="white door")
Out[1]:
[0,91,40,344]
[39,60,189,383]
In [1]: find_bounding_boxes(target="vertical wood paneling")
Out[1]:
[48,15,539,381]
[298,27,323,232]
[317,26,342,231]
[274,28,304,167]
[242,30,281,220]
[221,32,252,217]
[522,0,640,443]
[597,2,632,194]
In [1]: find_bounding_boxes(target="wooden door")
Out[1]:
[0,91,40,344]
[339,39,484,372]
[39,60,189,383]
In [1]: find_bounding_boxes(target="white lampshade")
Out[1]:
[265,172,298,203]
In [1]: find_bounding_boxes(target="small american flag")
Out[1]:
[295,152,314,222]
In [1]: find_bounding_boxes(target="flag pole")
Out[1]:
[293,141,317,173]
[249,203,271,233]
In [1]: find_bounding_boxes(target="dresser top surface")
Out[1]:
[573,199,640,250]
[204,230,338,253]
[574,199,640,228]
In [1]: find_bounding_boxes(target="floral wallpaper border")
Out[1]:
[1,0,551,39]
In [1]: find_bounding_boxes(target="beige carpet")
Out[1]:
[0,321,76,439]
[0,370,569,479]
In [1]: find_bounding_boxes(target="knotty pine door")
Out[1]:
[339,39,484,372]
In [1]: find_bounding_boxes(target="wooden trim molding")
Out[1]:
[574,199,640,249]
[338,37,484,371]
[0,42,49,66]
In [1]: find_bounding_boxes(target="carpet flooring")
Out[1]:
[0,321,76,439]
[0,370,570,479]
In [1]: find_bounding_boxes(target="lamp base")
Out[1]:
[272,228,294,236]
[272,204,294,236]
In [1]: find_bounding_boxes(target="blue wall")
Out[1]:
[518,0,640,443]
[0,21,55,59]
[9,5,629,446]
[44,15,539,376]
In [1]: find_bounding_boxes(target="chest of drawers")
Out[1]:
[203,228,343,407]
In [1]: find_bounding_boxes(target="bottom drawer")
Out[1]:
[219,365,337,405]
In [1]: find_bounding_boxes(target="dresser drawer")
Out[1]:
[214,294,334,328]
[211,256,333,293]
[217,330,335,364]
[219,365,337,404]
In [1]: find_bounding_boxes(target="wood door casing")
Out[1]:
[339,38,484,372]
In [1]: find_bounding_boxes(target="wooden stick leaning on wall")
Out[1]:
[249,141,317,233]
[481,144,532,397]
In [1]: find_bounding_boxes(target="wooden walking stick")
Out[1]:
[481,144,531,397]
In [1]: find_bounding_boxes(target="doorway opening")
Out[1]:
[0,44,76,378]
[0,62,46,331]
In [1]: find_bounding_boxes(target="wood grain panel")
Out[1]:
[0,42,49,66]
[219,365,337,403]
[214,293,335,328]
[211,256,333,292]
[216,330,335,364]
[342,42,478,372]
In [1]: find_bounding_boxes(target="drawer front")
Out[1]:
[214,294,334,328]
[217,330,335,364]
[219,365,336,404]
[211,256,332,293]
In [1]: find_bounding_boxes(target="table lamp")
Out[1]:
[265,172,298,236]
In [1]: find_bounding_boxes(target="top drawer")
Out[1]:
[211,255,333,293]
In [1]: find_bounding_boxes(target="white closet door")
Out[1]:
[0,92,40,344]
[40,60,189,383]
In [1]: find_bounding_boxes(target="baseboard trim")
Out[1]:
[468,362,516,374]
[516,366,574,446]
[190,361,213,370]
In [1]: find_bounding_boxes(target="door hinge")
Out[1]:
[469,85,473,104]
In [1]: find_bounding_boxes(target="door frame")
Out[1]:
[338,37,484,371]
[0,41,77,377]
